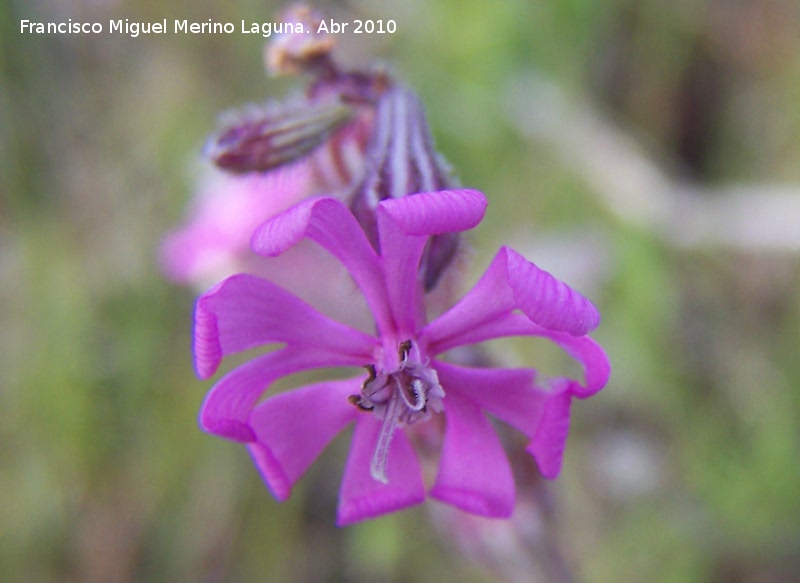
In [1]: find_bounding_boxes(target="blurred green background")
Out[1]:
[3,0,800,581]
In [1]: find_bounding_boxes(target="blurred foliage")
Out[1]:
[2,0,800,581]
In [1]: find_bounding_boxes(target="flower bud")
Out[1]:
[349,86,461,290]
[206,98,353,173]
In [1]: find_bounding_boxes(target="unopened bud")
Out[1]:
[349,86,461,291]
[206,98,353,173]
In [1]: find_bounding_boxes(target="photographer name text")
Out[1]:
[20,18,397,38]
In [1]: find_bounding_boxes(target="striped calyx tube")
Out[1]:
[350,86,461,292]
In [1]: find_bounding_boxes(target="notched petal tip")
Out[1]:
[377,189,488,237]
[505,247,601,336]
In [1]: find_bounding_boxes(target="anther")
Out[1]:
[398,339,412,363]
[362,363,377,385]
[348,394,374,411]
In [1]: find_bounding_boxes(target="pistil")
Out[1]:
[348,340,444,484]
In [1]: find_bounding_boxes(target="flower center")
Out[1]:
[348,340,444,483]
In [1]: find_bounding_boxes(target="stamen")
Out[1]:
[362,364,377,385]
[396,377,427,412]
[357,341,444,483]
[398,339,412,363]
[369,391,404,484]
[348,394,373,411]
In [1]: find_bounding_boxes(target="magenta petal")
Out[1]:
[505,247,601,335]
[337,416,425,526]
[251,197,394,336]
[375,228,426,336]
[376,189,487,335]
[527,388,572,479]
[546,334,610,398]
[194,273,376,379]
[424,247,600,350]
[427,313,610,398]
[433,361,547,438]
[377,189,487,237]
[430,393,515,517]
[247,379,360,501]
[199,348,365,442]
[159,168,312,283]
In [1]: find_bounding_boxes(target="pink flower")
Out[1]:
[160,95,373,290]
[159,166,313,288]
[193,189,610,525]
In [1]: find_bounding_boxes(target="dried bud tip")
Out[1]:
[266,5,336,77]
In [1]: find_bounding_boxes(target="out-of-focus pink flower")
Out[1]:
[159,163,371,328]
[159,166,313,289]
[159,90,374,288]
[193,189,610,525]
